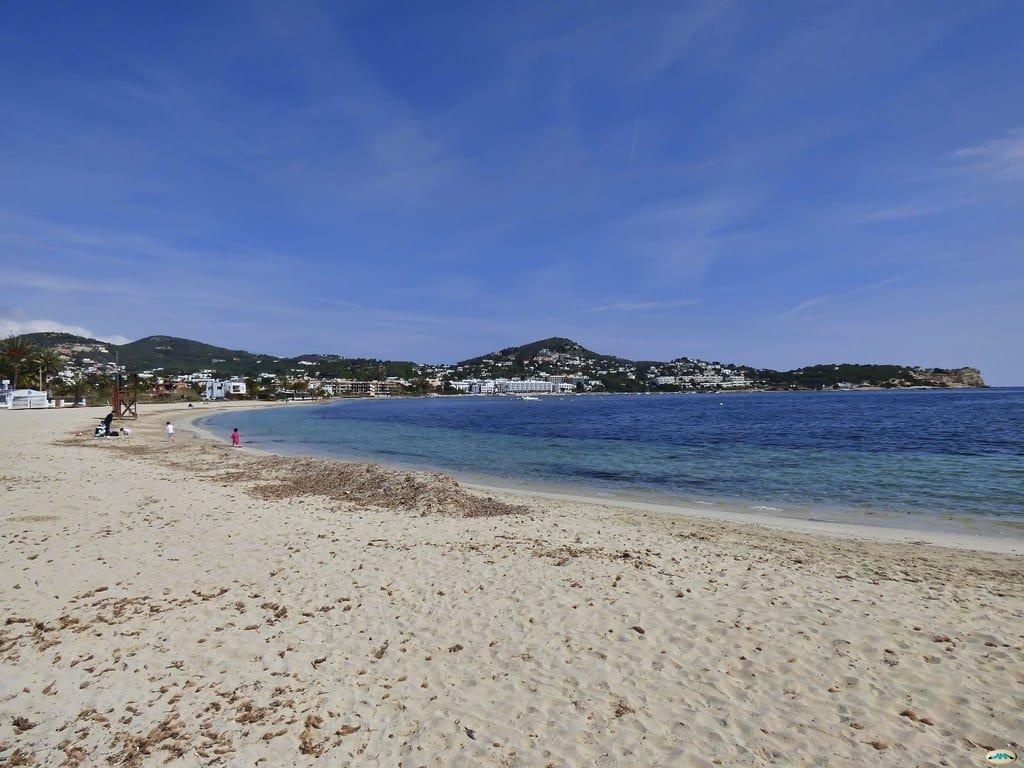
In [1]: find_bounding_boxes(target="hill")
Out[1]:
[458,337,629,370]
[17,332,267,376]
[6,332,985,390]
[752,363,986,390]
[18,332,114,365]
[117,335,265,375]
[9,333,422,381]
[459,337,607,365]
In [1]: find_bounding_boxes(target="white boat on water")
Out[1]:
[518,395,541,401]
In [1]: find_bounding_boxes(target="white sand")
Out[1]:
[1,403,1021,767]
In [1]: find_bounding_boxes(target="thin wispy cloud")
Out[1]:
[1,3,1022,382]
[851,276,905,295]
[951,127,1024,181]
[860,204,947,223]
[590,299,699,313]
[4,271,119,295]
[833,126,1024,229]
[612,193,758,292]
[783,277,904,318]
[783,296,830,317]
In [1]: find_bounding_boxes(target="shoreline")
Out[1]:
[187,399,1023,554]
[2,403,1022,766]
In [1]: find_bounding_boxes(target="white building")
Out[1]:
[450,378,497,395]
[720,376,751,389]
[4,388,51,409]
[204,379,247,400]
[690,373,724,387]
[320,379,405,397]
[496,379,557,394]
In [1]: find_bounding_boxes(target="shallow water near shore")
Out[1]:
[199,388,1024,537]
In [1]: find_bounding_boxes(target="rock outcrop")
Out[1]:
[907,367,986,388]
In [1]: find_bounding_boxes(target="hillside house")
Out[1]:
[148,381,193,397]
[204,379,247,400]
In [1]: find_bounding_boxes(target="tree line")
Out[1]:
[0,336,65,391]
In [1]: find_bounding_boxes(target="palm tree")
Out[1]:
[0,336,37,389]
[36,347,65,392]
[54,374,89,406]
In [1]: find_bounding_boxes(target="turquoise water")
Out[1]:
[199,389,1024,535]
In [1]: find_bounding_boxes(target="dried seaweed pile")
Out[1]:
[248,457,528,518]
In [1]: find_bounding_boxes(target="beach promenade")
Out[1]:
[1,403,1021,766]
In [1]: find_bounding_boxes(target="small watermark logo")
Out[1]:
[985,749,1018,765]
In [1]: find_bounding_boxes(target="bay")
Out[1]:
[198,388,1024,535]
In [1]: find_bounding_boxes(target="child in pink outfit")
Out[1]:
[231,428,240,447]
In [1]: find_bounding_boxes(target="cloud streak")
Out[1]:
[783,276,904,317]
[1,4,1022,381]
[783,296,830,317]
[951,127,1024,182]
[589,298,699,313]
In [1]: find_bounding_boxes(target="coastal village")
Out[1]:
[0,333,983,408]
[0,346,751,406]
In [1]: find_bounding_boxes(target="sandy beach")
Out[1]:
[1,403,1021,767]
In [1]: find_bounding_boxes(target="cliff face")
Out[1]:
[908,367,986,388]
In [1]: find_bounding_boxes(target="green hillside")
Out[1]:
[10,333,422,380]
[5,332,985,390]
[460,337,614,366]
[116,335,263,373]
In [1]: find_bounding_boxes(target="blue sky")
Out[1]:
[2,1,1022,384]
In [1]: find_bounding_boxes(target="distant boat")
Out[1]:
[518,395,541,401]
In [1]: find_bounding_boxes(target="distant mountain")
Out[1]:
[117,335,266,373]
[13,333,421,380]
[19,332,267,375]
[17,332,117,366]
[457,337,985,389]
[754,363,986,389]
[9,332,985,389]
[459,336,623,367]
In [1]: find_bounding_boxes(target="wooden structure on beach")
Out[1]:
[112,373,138,420]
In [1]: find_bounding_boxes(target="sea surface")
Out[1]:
[198,389,1024,536]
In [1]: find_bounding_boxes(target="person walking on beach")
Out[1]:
[231,427,240,447]
[166,421,174,441]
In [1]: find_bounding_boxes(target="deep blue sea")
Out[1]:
[198,389,1024,535]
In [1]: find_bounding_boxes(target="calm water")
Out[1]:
[199,389,1024,534]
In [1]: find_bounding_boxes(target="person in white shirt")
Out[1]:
[166,421,174,441]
